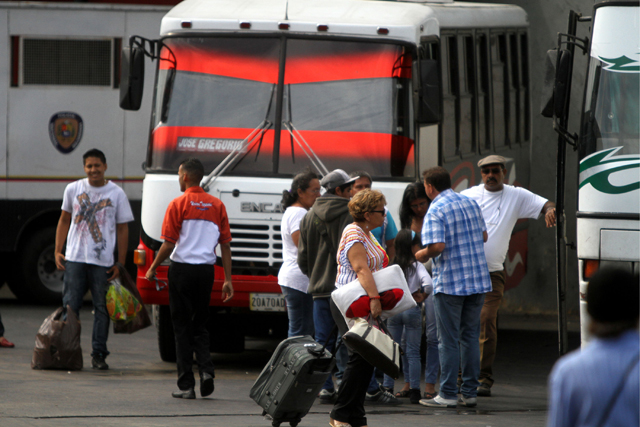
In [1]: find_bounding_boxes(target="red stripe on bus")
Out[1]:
[160,48,411,83]
[150,126,413,160]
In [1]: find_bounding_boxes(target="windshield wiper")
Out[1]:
[282,84,329,177]
[201,119,272,191]
[282,120,330,177]
[201,84,276,191]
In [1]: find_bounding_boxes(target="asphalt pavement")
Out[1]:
[0,291,580,427]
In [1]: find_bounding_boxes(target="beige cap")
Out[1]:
[478,155,506,168]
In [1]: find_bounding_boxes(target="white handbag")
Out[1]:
[331,264,416,327]
[342,316,401,379]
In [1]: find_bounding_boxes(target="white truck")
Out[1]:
[543,0,639,346]
[0,2,168,303]
[120,0,534,361]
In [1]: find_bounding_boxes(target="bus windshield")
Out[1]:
[147,37,415,179]
[580,57,640,159]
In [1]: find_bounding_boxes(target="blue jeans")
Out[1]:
[62,261,110,358]
[281,286,314,337]
[383,305,422,390]
[434,292,485,400]
[314,297,348,391]
[424,294,440,384]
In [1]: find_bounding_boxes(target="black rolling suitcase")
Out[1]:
[250,335,335,427]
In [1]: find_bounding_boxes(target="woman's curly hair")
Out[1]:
[348,189,386,222]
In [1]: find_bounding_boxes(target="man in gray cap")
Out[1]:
[547,268,639,427]
[297,169,356,402]
[460,155,556,396]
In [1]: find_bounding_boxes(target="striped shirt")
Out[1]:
[421,189,491,296]
[161,186,232,265]
[336,224,389,287]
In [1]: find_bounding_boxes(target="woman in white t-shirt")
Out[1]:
[278,170,321,337]
[382,229,433,404]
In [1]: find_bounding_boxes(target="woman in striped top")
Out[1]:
[329,189,388,427]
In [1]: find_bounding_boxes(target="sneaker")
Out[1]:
[477,383,491,397]
[458,395,477,407]
[91,355,109,370]
[318,388,336,403]
[419,395,457,408]
[409,388,421,404]
[365,386,401,405]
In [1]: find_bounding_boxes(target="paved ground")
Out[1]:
[0,292,580,427]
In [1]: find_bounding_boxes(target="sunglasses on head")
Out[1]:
[481,167,502,175]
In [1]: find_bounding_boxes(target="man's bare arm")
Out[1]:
[54,211,72,271]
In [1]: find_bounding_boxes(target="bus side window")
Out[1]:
[508,32,520,145]
[458,34,476,157]
[441,34,458,160]
[491,32,509,150]
[520,32,531,144]
[476,32,492,154]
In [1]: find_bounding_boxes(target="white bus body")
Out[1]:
[576,1,640,344]
[127,0,532,359]
[0,2,168,303]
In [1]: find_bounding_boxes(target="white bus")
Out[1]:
[121,0,533,360]
[544,0,639,345]
[0,2,168,304]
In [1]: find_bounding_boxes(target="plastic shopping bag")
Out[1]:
[31,306,83,370]
[112,264,152,334]
[106,279,142,324]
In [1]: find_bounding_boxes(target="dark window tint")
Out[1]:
[491,33,508,149]
[23,39,112,86]
[476,33,491,152]
[458,34,475,156]
[441,35,458,159]
[520,33,530,142]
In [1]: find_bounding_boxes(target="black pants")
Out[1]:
[168,261,216,390]
[329,299,374,427]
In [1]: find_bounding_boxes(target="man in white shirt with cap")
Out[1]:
[461,155,556,397]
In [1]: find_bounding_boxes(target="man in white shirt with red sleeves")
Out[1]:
[461,155,556,397]
[146,158,233,400]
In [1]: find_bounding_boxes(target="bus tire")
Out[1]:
[153,304,177,363]
[9,227,64,305]
[208,309,245,353]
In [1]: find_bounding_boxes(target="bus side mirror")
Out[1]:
[541,49,572,118]
[119,46,145,111]
[416,59,440,125]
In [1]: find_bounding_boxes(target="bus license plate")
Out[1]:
[250,293,286,312]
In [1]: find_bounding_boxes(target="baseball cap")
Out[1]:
[320,169,359,191]
[478,155,507,168]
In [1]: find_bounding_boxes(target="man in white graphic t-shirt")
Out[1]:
[54,149,134,371]
[460,155,556,397]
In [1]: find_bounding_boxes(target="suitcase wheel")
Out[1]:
[290,419,301,427]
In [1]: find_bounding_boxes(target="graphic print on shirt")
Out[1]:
[74,192,113,259]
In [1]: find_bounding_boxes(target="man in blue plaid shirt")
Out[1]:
[416,167,491,409]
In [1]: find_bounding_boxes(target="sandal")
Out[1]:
[395,389,411,398]
[423,391,437,400]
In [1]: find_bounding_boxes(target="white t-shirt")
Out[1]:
[405,261,433,295]
[62,179,134,267]
[461,184,546,272]
[277,206,310,293]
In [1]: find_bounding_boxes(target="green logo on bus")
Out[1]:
[579,147,640,194]
[599,55,640,72]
